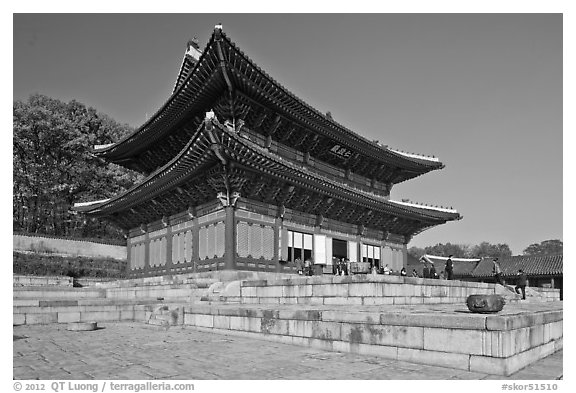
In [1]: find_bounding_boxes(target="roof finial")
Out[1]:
[187,36,199,50]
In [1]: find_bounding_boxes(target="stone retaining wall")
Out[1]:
[233,275,498,305]
[182,303,563,376]
[14,234,126,260]
[13,274,73,287]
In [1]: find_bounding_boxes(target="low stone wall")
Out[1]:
[14,234,126,260]
[183,303,563,376]
[104,285,207,300]
[232,275,498,306]
[530,287,561,301]
[95,270,291,288]
[13,299,166,326]
[13,287,106,299]
[13,274,73,287]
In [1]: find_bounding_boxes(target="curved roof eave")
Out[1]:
[80,118,460,226]
[92,33,219,159]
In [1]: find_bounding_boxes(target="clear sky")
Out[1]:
[13,13,562,255]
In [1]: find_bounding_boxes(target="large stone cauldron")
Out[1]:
[466,294,506,313]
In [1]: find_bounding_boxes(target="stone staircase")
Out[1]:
[13,276,218,326]
[495,284,554,303]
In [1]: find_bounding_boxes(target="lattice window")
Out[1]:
[250,224,263,258]
[130,245,136,270]
[171,233,179,263]
[262,225,275,260]
[149,240,156,267]
[158,237,167,266]
[215,222,225,258]
[207,225,216,259]
[237,221,250,258]
[184,230,193,262]
[137,244,145,269]
[199,227,207,260]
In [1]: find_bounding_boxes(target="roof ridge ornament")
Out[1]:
[185,36,202,61]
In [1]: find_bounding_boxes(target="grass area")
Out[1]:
[13,251,127,279]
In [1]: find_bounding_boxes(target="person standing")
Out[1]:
[445,255,454,280]
[515,269,527,300]
[430,263,437,279]
[304,258,311,276]
[296,258,303,275]
[492,258,504,285]
[383,264,390,275]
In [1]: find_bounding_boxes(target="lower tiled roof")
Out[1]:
[405,253,562,278]
[471,254,563,277]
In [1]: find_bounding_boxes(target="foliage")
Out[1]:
[411,241,513,259]
[523,239,563,256]
[13,252,127,278]
[424,243,471,258]
[13,94,142,240]
[407,246,426,259]
[470,242,512,259]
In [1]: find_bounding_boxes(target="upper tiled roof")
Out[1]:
[94,26,444,179]
[471,254,563,277]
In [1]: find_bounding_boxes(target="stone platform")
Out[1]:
[182,301,563,376]
[13,273,562,376]
[13,322,563,380]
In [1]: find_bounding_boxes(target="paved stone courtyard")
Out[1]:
[13,322,562,380]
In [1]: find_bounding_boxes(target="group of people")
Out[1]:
[295,254,528,300]
[295,257,315,276]
[492,258,527,300]
[419,255,455,279]
[334,257,350,276]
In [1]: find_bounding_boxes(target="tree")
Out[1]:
[523,240,563,256]
[471,242,512,259]
[408,246,426,260]
[423,243,470,258]
[13,94,142,239]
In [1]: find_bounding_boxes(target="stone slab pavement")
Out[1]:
[13,322,562,380]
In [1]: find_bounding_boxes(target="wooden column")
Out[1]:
[143,232,150,271]
[192,216,200,273]
[274,217,282,273]
[126,238,132,274]
[165,222,173,270]
[224,205,236,270]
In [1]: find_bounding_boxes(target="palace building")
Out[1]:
[74,25,461,278]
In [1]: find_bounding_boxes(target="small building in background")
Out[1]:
[407,253,563,299]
